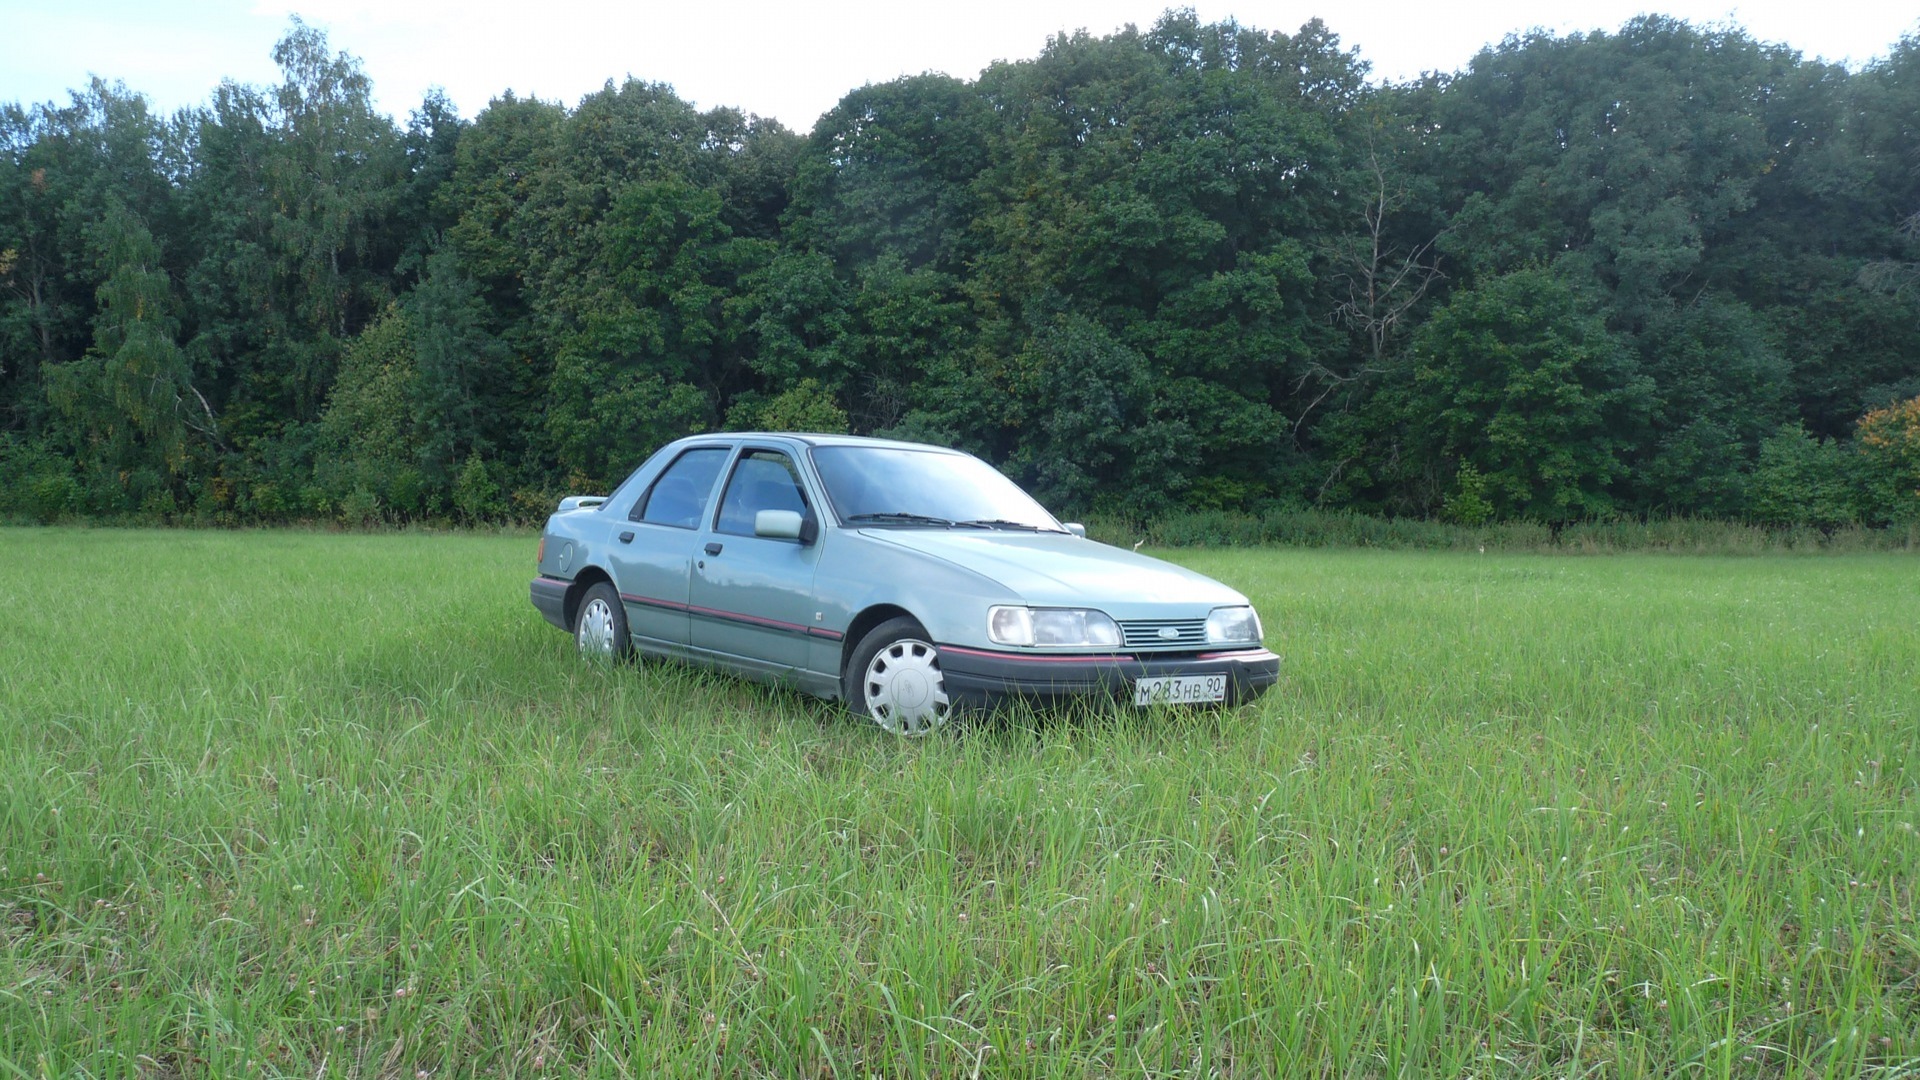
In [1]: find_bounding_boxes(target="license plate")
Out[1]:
[1133,674,1227,705]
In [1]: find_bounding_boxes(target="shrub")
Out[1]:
[1856,395,1920,523]
[1443,462,1495,526]
[1747,425,1858,529]
[0,437,81,523]
[453,452,502,523]
[726,378,850,434]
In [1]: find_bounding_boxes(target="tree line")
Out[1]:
[3,13,1917,527]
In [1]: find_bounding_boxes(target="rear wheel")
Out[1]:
[574,582,631,663]
[846,617,950,736]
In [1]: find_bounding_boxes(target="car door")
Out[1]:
[688,447,823,674]
[606,444,731,652]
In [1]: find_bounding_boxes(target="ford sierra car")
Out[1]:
[530,433,1278,734]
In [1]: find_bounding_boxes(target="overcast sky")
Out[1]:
[3,0,1915,133]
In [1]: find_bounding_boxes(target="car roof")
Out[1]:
[679,432,968,454]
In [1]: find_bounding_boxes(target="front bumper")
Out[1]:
[936,644,1280,707]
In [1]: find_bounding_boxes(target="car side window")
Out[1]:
[633,447,728,528]
[714,450,809,537]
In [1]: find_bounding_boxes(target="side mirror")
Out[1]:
[755,509,807,542]
[1063,522,1087,538]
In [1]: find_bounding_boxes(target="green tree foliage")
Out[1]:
[451,450,501,522]
[44,198,208,514]
[541,177,769,486]
[1748,424,1860,529]
[406,248,512,486]
[789,74,989,270]
[315,304,426,519]
[1002,311,1168,512]
[1855,395,1920,522]
[871,15,1363,508]
[3,12,1919,528]
[725,377,850,434]
[1392,268,1646,522]
[1628,295,1788,515]
[1,81,177,441]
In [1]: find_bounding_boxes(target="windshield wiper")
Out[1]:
[955,518,1057,532]
[846,512,959,528]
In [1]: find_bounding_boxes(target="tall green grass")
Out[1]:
[1,530,1916,1077]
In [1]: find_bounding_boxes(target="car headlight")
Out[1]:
[987,606,1122,648]
[1205,606,1262,644]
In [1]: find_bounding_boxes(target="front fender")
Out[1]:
[812,530,1020,653]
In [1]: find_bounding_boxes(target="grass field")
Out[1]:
[1,529,1916,1078]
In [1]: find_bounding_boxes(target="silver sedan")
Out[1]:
[531,434,1279,734]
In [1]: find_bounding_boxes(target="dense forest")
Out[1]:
[3,12,1918,527]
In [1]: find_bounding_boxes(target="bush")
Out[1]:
[1856,395,1920,523]
[1443,463,1495,526]
[725,379,850,434]
[453,452,502,523]
[1747,425,1859,529]
[1085,505,1916,554]
[0,437,82,523]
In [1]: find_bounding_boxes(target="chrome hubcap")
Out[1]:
[864,638,949,736]
[577,597,617,660]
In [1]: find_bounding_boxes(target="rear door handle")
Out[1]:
[704,542,724,556]
[618,531,634,543]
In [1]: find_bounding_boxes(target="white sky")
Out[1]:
[3,0,1914,132]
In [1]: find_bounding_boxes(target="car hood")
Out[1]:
[857,529,1247,609]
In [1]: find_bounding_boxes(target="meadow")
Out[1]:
[1,528,1916,1078]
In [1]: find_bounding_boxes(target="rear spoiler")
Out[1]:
[557,495,608,512]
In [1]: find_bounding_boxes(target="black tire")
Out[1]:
[845,617,951,736]
[573,581,632,664]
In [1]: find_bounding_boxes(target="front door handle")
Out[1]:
[704,542,724,556]
[618,531,634,543]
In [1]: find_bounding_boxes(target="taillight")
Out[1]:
[536,536,546,564]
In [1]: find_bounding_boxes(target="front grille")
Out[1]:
[1118,618,1208,650]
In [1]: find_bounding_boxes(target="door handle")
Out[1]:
[704,542,724,556]
[618,531,634,543]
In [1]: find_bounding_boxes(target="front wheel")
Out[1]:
[574,582,631,664]
[846,617,951,736]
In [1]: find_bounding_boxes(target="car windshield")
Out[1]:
[811,446,1063,532]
